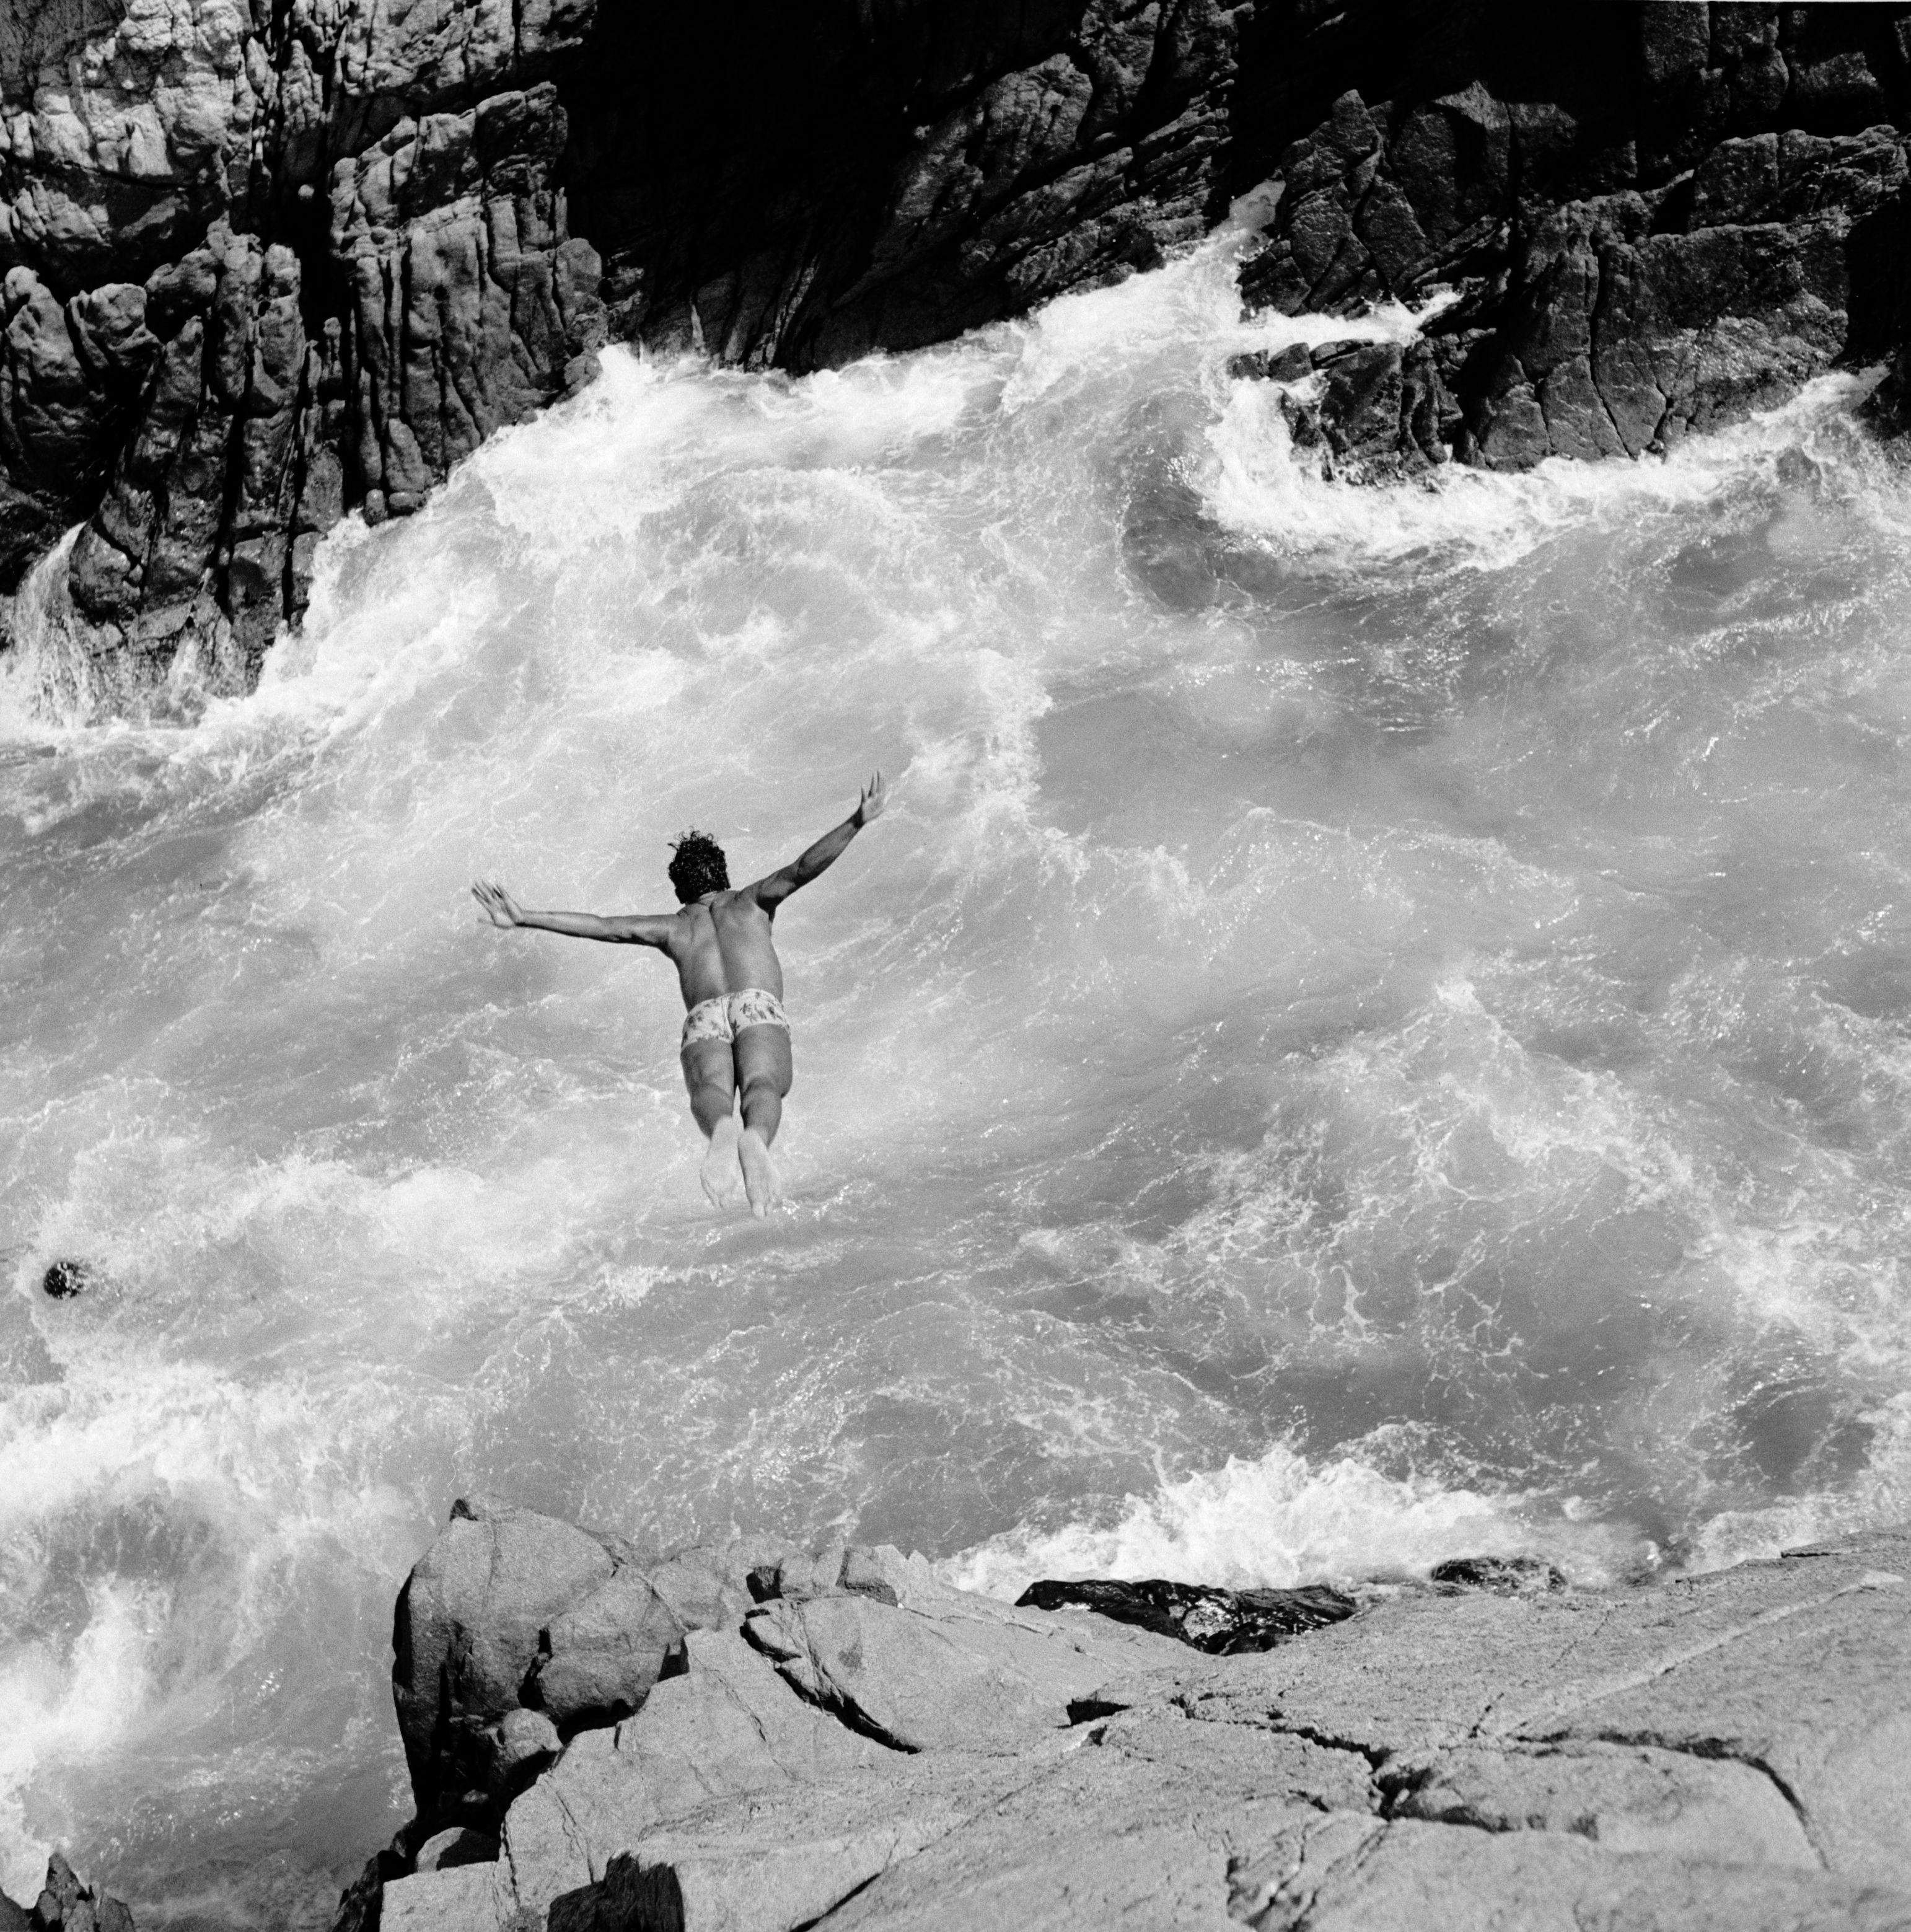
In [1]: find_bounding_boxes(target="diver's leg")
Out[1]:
[734,1024,793,1216]
[682,1040,743,1206]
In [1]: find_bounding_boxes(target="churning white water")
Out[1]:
[6,224,1911,1923]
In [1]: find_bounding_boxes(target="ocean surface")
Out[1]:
[4,224,1911,1925]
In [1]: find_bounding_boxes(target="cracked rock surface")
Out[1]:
[1232,3,1911,479]
[345,1511,1911,1932]
[10,3,1911,698]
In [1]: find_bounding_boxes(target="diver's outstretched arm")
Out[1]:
[472,880,677,946]
[751,772,885,910]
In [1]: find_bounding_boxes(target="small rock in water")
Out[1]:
[1014,1577,1356,1654]
[1429,1553,1567,1594]
[1226,342,1313,384]
[40,1260,90,1299]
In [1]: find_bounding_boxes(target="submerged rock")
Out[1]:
[40,1260,90,1299]
[1014,1576,1359,1653]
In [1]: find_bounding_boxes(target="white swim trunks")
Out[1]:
[680,988,791,1052]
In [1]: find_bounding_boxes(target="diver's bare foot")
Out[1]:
[700,1116,745,1209]
[737,1128,781,1218]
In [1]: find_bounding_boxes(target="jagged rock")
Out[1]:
[388,1498,809,1847]
[0,0,256,290]
[327,1517,1911,1932]
[1428,1553,1568,1594]
[1016,1576,1358,1654]
[11,1854,134,1932]
[1232,6,1911,480]
[328,83,604,527]
[1227,341,1314,383]
[12,0,1911,693]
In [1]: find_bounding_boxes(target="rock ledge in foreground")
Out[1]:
[336,1508,1911,1932]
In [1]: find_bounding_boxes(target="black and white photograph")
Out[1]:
[2,2,1908,1927]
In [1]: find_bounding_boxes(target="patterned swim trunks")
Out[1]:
[680,987,791,1052]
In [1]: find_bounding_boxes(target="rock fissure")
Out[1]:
[1579,1730,1829,1869]
[13,0,1910,702]
[332,1512,1911,1932]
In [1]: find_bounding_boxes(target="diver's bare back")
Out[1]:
[666,889,784,1009]
[471,771,885,1217]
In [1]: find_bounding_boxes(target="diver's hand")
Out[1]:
[854,771,886,826]
[472,880,524,928]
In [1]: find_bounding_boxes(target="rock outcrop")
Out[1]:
[1232,3,1911,476]
[335,1507,1911,1932]
[9,2,1911,695]
[1,1851,136,1932]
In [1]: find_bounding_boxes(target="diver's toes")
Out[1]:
[738,1129,778,1216]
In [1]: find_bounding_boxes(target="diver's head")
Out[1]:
[668,829,730,902]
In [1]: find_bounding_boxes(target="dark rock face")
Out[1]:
[8,1,1911,696]
[1429,1552,1568,1594]
[560,1,1244,371]
[4,1852,136,1932]
[1015,1575,1358,1652]
[40,1259,89,1298]
[0,0,1250,695]
[1232,2,1911,473]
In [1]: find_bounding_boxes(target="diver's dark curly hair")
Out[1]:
[667,829,730,902]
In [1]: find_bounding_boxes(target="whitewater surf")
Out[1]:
[4,226,1910,1923]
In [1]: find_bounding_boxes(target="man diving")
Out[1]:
[471,773,887,1216]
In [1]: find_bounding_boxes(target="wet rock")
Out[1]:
[1015,1576,1358,1654]
[1429,1553,1568,1594]
[18,0,1911,692]
[1228,341,1315,383]
[14,1855,134,1932]
[40,1260,90,1299]
[1234,6,1911,478]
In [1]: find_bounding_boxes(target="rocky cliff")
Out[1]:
[331,1499,1911,1932]
[5,1,1911,696]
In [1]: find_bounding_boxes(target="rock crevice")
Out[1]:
[331,1506,1911,1932]
[8,2,1911,697]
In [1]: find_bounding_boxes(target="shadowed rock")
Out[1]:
[17,2,1911,700]
[1014,1576,1358,1654]
[1428,1553,1569,1594]
[4,1853,135,1932]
